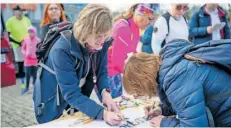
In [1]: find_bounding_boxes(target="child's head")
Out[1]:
[123,53,161,98]
[28,26,37,38]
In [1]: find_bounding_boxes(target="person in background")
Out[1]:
[151,4,189,55]
[21,26,41,95]
[40,4,67,41]
[6,5,31,80]
[136,21,155,53]
[189,4,230,45]
[107,3,160,99]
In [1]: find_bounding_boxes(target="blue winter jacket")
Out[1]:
[189,6,230,45]
[158,39,231,127]
[33,33,112,123]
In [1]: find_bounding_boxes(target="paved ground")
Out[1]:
[1,79,100,127]
[1,79,37,127]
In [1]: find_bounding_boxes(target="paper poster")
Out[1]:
[30,96,160,127]
[212,22,226,31]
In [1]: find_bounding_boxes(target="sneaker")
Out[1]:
[27,89,33,94]
[29,84,34,90]
[21,89,29,95]
[20,77,25,84]
[20,84,26,89]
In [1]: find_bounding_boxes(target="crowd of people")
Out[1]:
[5,3,231,127]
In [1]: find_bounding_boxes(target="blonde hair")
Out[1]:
[123,53,160,98]
[73,4,113,45]
[114,4,139,22]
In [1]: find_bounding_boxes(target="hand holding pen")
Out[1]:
[144,102,162,120]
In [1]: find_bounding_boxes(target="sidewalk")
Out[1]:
[1,79,100,127]
[1,79,37,127]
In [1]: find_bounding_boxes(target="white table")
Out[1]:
[31,97,159,127]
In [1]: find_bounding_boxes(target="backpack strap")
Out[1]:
[162,12,188,33]
[36,66,44,117]
[183,16,188,24]
[36,29,80,117]
[60,30,80,70]
[60,30,72,43]
[162,12,171,48]
[162,12,171,34]
[38,63,56,75]
[161,12,188,47]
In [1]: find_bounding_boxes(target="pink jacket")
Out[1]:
[107,18,140,76]
[21,26,41,66]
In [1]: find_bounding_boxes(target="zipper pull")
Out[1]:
[93,75,97,84]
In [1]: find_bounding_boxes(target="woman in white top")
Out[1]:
[151,4,189,55]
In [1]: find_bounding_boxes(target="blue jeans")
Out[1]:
[24,66,37,90]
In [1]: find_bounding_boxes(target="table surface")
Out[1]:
[31,96,159,127]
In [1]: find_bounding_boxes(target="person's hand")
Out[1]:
[207,26,213,34]
[150,115,164,127]
[144,104,161,117]
[212,22,226,31]
[102,91,120,112]
[103,110,124,126]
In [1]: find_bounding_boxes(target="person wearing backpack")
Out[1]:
[151,4,189,55]
[189,4,231,45]
[33,4,123,125]
[123,39,231,127]
[40,4,67,41]
[107,3,160,99]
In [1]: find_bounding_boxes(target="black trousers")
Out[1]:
[17,62,25,78]
[24,66,37,90]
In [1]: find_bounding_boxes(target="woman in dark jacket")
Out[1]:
[40,4,67,40]
[34,4,123,125]
[123,39,231,127]
[189,4,230,45]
